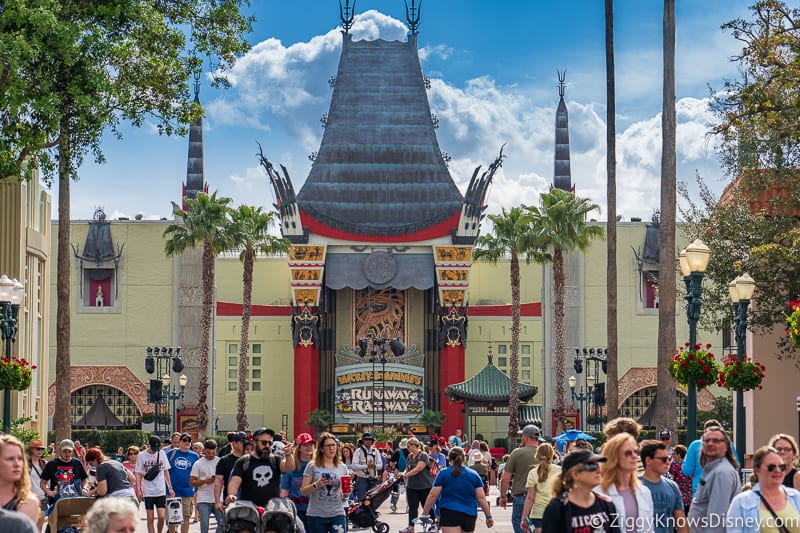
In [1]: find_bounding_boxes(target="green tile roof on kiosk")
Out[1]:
[445,360,538,403]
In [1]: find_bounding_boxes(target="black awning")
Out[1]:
[325,253,435,290]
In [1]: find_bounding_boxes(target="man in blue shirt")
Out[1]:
[640,440,687,533]
[168,433,200,533]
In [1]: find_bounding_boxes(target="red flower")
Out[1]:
[698,379,707,387]
[703,366,710,372]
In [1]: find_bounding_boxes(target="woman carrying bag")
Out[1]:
[398,438,435,533]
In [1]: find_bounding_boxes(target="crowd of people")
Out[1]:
[3,420,800,533]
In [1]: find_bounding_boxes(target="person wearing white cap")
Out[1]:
[40,439,88,503]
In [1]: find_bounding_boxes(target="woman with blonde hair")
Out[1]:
[768,433,800,490]
[596,433,654,533]
[398,437,435,533]
[542,449,619,532]
[727,445,800,533]
[0,435,40,524]
[521,443,560,533]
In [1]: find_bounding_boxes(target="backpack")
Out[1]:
[428,456,439,478]
[397,450,407,472]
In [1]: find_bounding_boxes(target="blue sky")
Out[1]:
[66,0,752,222]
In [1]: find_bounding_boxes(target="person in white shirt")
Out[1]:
[351,432,383,499]
[190,440,221,533]
[136,436,174,533]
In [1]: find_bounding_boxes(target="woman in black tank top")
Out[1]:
[769,433,800,489]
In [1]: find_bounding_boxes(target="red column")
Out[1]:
[294,343,319,434]
[440,343,465,438]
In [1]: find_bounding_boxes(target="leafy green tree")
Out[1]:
[474,207,548,445]
[306,409,333,435]
[227,205,290,431]
[418,410,446,433]
[1,0,252,441]
[527,189,603,433]
[164,191,233,438]
[711,0,800,180]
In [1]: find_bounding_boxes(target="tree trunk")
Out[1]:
[197,239,215,439]
[656,0,678,434]
[54,131,72,442]
[553,247,567,434]
[237,247,254,431]
[507,251,521,445]
[605,0,620,421]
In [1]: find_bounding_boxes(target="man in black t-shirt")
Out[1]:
[39,439,88,501]
[225,428,295,507]
[214,431,245,510]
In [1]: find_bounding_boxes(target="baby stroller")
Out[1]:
[347,474,399,533]
[223,501,262,533]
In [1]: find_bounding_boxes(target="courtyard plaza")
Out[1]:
[128,485,510,533]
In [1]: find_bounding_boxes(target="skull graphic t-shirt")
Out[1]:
[232,454,281,506]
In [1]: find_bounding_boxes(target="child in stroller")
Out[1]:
[223,497,304,533]
[346,474,400,533]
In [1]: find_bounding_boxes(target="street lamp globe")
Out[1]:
[685,239,711,273]
[568,375,577,389]
[679,250,691,277]
[10,279,24,305]
[736,273,756,300]
[178,374,188,387]
[728,279,739,302]
[0,275,13,302]
[161,374,171,387]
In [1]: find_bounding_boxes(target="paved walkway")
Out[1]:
[133,485,515,533]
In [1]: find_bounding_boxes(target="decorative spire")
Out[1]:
[340,0,356,34]
[405,0,421,34]
[183,69,206,208]
[553,70,572,192]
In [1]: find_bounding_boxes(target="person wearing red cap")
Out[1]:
[280,433,316,529]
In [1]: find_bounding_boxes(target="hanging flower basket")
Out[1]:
[669,343,720,390]
[0,356,36,391]
[786,297,800,348]
[717,357,766,391]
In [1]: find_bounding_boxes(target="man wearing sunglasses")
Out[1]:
[686,426,740,533]
[640,441,687,533]
[167,433,200,533]
[226,428,296,507]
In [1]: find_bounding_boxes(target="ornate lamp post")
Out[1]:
[568,375,590,430]
[145,346,184,436]
[162,373,188,434]
[679,239,711,442]
[729,272,755,465]
[572,347,607,430]
[0,275,25,433]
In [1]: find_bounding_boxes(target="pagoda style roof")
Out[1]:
[74,394,127,429]
[296,34,463,239]
[445,359,538,403]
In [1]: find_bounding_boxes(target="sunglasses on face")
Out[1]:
[623,449,639,458]
[257,440,273,446]
[775,447,794,454]
[653,456,671,463]
[766,463,788,472]
[34,447,45,451]
[579,463,600,472]
[703,437,725,444]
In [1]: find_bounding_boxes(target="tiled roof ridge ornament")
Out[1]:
[405,0,421,35]
[258,142,307,243]
[455,144,506,244]
[340,0,356,34]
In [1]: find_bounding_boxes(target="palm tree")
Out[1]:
[227,205,290,431]
[656,0,678,433]
[473,207,548,445]
[164,191,232,438]
[527,189,603,433]
[605,0,620,420]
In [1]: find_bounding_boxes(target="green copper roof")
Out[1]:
[445,361,538,403]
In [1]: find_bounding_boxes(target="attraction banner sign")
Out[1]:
[335,361,424,424]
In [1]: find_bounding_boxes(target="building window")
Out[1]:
[498,357,507,367]
[497,345,507,355]
[252,357,261,367]
[522,345,531,355]
[228,382,236,391]
[71,385,140,428]
[522,357,531,367]
[642,270,659,309]
[252,382,261,392]
[252,369,261,379]
[228,344,237,354]
[619,386,688,427]
[228,357,236,367]
[522,370,531,380]
[252,344,261,353]
[228,369,236,379]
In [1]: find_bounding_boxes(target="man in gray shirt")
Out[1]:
[686,426,741,533]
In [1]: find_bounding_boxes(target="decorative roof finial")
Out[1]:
[340,0,356,34]
[193,69,201,101]
[557,69,567,98]
[405,0,421,34]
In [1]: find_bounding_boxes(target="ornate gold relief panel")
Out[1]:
[352,288,405,342]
